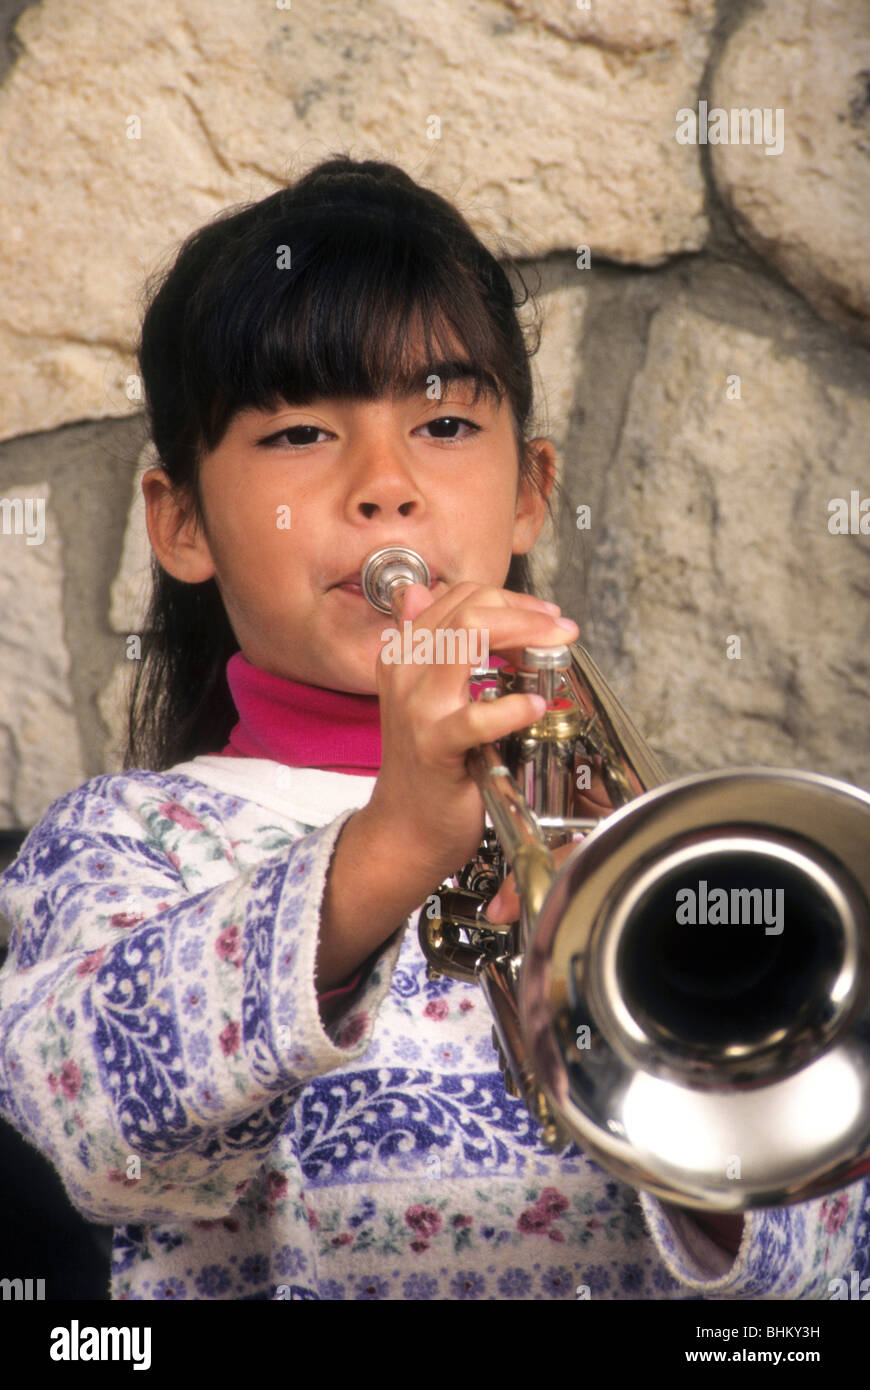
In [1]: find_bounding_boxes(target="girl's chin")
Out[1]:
[322,650,381,697]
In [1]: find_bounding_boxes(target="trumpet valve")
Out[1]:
[519,643,572,703]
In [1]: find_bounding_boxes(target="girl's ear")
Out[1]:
[141,467,216,583]
[512,438,556,555]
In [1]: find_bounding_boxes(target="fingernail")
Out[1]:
[556,617,578,630]
[485,891,505,921]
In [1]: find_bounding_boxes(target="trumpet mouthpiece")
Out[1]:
[360,546,431,614]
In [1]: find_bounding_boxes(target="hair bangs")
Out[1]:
[130,157,549,769]
[193,206,511,452]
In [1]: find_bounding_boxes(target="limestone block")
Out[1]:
[529,274,588,595]
[575,299,870,789]
[98,660,137,775]
[0,0,713,442]
[710,0,870,344]
[101,441,154,771]
[505,0,712,52]
[109,442,156,636]
[0,482,86,824]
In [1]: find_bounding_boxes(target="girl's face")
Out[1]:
[143,363,555,694]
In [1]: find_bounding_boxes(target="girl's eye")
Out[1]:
[258,417,480,448]
[417,416,480,441]
[261,425,329,448]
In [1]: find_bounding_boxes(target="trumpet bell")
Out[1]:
[522,767,870,1210]
[359,545,870,1212]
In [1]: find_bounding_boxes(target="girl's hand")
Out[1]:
[484,840,581,924]
[366,579,578,889]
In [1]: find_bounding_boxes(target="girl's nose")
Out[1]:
[344,451,426,521]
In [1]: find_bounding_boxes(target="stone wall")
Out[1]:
[0,0,868,834]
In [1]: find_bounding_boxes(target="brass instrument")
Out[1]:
[361,545,870,1213]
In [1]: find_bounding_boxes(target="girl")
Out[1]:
[0,155,865,1301]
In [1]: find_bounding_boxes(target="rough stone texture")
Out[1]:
[0,1,33,82]
[0,483,87,824]
[109,442,156,636]
[99,441,155,771]
[710,0,870,345]
[0,413,147,821]
[0,0,867,831]
[505,0,711,52]
[0,0,713,442]
[97,661,137,775]
[526,270,589,596]
[568,294,870,790]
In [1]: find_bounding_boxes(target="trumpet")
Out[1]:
[361,545,870,1213]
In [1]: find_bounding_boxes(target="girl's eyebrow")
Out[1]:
[397,358,502,404]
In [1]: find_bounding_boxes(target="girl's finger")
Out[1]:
[485,841,580,923]
[395,580,565,629]
[484,874,518,923]
[377,605,579,712]
[392,599,578,658]
[434,692,550,760]
[395,581,439,624]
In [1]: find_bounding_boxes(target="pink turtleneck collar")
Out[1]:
[215,651,506,775]
[217,652,382,776]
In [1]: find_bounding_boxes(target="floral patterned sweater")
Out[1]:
[0,753,866,1302]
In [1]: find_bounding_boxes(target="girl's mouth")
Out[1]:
[332,574,443,599]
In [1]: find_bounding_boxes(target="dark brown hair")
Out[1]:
[125,155,552,770]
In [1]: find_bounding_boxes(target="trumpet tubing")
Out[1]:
[360,546,870,1212]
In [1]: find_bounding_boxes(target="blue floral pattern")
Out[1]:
[0,764,867,1300]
